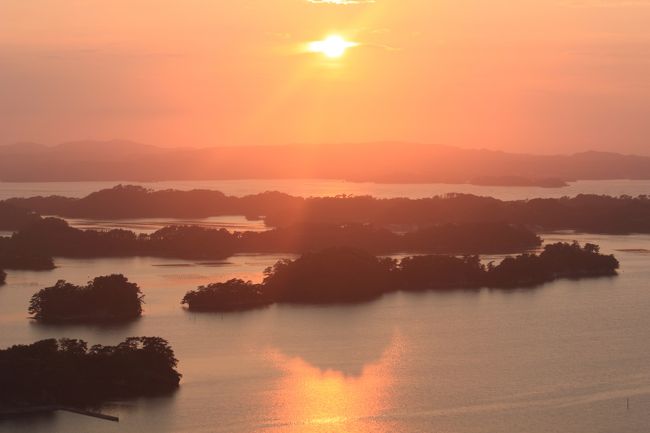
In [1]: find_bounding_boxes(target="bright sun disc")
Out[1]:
[309,35,357,58]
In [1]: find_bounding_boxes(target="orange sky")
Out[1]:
[1,0,650,154]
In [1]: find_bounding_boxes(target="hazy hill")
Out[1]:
[1,141,649,185]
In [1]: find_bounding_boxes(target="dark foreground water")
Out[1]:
[1,232,650,433]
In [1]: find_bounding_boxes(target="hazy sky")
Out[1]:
[1,0,650,154]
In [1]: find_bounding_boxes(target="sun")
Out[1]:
[309,35,357,58]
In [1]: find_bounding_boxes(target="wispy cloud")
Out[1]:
[562,0,650,6]
[307,0,375,4]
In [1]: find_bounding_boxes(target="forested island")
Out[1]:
[5,185,650,233]
[0,202,41,231]
[182,279,269,311]
[29,275,143,323]
[0,236,54,270]
[0,216,540,270]
[182,242,619,311]
[0,337,181,410]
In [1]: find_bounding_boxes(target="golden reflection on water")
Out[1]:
[263,333,406,432]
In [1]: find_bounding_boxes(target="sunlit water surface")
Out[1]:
[58,216,268,234]
[1,232,650,433]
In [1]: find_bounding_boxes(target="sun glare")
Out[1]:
[309,35,357,58]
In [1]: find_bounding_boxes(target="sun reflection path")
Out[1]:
[263,333,406,432]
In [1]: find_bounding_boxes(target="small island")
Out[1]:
[181,242,619,311]
[0,269,6,285]
[0,337,181,411]
[29,274,144,323]
[182,279,270,311]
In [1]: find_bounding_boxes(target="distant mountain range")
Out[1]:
[1,140,649,186]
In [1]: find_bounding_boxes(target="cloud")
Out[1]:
[562,0,650,6]
[307,0,375,4]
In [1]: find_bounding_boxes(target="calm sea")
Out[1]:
[1,178,650,201]
[1,181,650,433]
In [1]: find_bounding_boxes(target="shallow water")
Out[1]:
[2,233,650,432]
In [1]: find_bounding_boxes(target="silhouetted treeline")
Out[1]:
[0,217,540,270]
[237,222,540,254]
[0,235,55,270]
[0,337,180,409]
[182,279,269,311]
[29,274,143,323]
[0,202,41,231]
[0,218,234,269]
[6,185,650,233]
[402,242,619,289]
[263,248,397,303]
[261,193,650,233]
[181,243,619,311]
